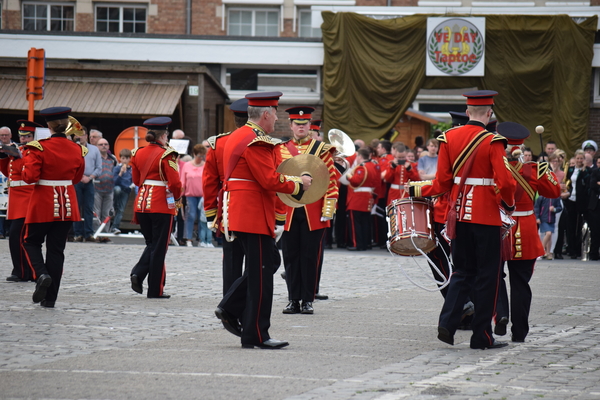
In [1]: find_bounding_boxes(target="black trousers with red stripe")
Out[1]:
[9,217,35,281]
[281,209,325,302]
[222,237,245,295]
[219,232,275,346]
[347,210,371,250]
[132,212,172,298]
[23,221,72,303]
[439,222,502,349]
[495,259,535,341]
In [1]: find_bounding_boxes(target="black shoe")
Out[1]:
[283,300,301,314]
[511,336,525,343]
[40,299,55,308]
[494,316,509,336]
[315,293,329,300]
[242,338,289,349]
[437,326,454,345]
[130,274,143,294]
[347,247,358,251]
[301,301,314,314]
[32,274,52,303]
[6,275,20,282]
[554,253,563,259]
[471,340,509,350]
[570,255,578,259]
[148,294,171,299]
[324,244,333,250]
[215,307,242,337]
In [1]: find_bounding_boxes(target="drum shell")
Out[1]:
[387,198,436,256]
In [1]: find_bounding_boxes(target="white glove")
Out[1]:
[274,225,284,243]
[320,216,332,222]
[207,221,217,233]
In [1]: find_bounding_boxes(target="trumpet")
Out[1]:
[66,116,85,137]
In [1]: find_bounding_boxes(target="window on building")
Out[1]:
[96,5,146,33]
[0,2,3,29]
[23,3,74,31]
[298,9,321,38]
[228,8,278,37]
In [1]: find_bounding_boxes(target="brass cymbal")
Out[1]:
[276,153,329,207]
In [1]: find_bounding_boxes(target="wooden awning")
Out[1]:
[0,76,186,116]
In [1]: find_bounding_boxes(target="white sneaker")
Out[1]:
[206,243,215,248]
[199,242,206,248]
[186,241,193,247]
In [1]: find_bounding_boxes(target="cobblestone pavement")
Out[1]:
[0,238,599,399]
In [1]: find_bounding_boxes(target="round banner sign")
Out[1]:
[427,18,484,76]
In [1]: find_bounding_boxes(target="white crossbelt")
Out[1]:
[512,210,534,217]
[38,179,72,186]
[390,184,404,190]
[454,177,495,186]
[9,180,35,187]
[228,178,256,182]
[354,187,374,193]
[143,179,167,186]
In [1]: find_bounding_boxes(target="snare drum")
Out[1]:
[387,197,436,256]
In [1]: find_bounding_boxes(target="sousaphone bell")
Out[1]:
[276,154,329,208]
[328,129,355,157]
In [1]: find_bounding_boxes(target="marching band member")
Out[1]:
[0,120,41,282]
[383,142,420,205]
[373,140,394,248]
[344,148,380,251]
[278,107,338,315]
[214,91,312,349]
[22,107,86,308]
[204,98,249,295]
[408,90,516,350]
[129,117,182,299]
[493,122,561,342]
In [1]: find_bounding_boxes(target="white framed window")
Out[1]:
[96,5,146,33]
[228,8,279,37]
[593,68,600,107]
[298,9,320,38]
[23,2,74,31]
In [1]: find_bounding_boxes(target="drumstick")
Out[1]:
[535,125,545,161]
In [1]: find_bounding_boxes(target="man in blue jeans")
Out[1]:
[73,128,102,242]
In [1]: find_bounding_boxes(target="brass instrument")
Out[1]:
[328,128,355,173]
[66,116,85,137]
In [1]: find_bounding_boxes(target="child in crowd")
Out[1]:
[535,194,562,260]
[112,148,133,234]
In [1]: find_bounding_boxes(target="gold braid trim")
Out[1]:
[26,140,43,151]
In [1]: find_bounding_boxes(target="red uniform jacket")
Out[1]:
[278,137,339,231]
[346,160,380,212]
[376,153,394,201]
[203,132,232,229]
[411,122,516,226]
[0,152,34,220]
[222,122,302,237]
[382,160,420,205]
[509,161,561,260]
[131,143,182,216]
[21,135,85,223]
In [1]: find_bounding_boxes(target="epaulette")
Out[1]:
[80,144,88,157]
[161,147,178,160]
[26,140,43,151]
[537,161,549,179]
[437,132,447,143]
[271,137,283,145]
[131,147,142,157]
[248,136,276,147]
[491,134,508,143]
[206,135,218,150]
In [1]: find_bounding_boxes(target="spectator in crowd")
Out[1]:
[406,149,417,163]
[180,144,209,247]
[582,140,598,163]
[563,150,590,259]
[535,194,562,260]
[418,138,439,180]
[73,128,102,242]
[540,141,558,161]
[112,148,133,234]
[172,129,185,140]
[89,129,103,146]
[588,157,600,260]
[522,147,533,162]
[414,146,425,159]
[548,150,567,257]
[94,138,117,241]
[0,126,13,239]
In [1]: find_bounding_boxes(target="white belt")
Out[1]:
[354,187,374,193]
[143,179,167,186]
[228,178,255,182]
[454,177,495,186]
[390,184,404,190]
[512,210,534,217]
[38,179,72,186]
[9,180,35,187]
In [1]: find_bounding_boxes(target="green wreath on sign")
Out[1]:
[428,29,483,75]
